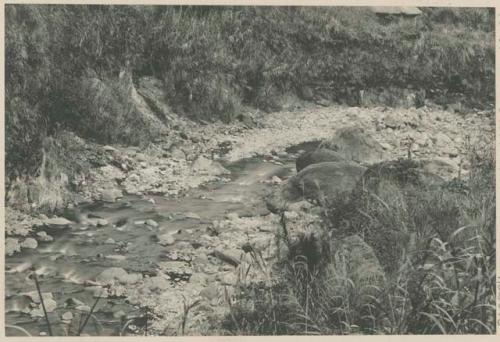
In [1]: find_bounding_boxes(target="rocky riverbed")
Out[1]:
[5,103,494,336]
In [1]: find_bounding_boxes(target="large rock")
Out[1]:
[322,126,387,164]
[359,159,446,194]
[284,161,366,205]
[296,148,346,172]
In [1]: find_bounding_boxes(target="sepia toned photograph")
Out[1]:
[3,2,496,337]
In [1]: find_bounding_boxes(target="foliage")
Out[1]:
[6,5,495,181]
[225,137,495,335]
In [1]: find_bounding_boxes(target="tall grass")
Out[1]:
[224,137,495,335]
[6,5,495,184]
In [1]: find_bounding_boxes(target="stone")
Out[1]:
[184,212,201,220]
[21,238,38,249]
[296,148,346,172]
[225,212,239,221]
[190,272,208,286]
[65,297,85,307]
[42,216,73,228]
[211,249,242,267]
[105,238,116,244]
[170,148,186,160]
[157,261,193,279]
[220,272,237,286]
[6,238,21,256]
[145,219,159,228]
[192,155,230,176]
[199,285,219,300]
[24,291,53,304]
[101,188,123,203]
[322,126,387,165]
[36,231,53,242]
[144,276,170,292]
[97,219,109,227]
[96,267,142,285]
[157,233,176,246]
[287,200,313,213]
[279,161,366,205]
[76,305,91,313]
[271,175,282,184]
[62,311,73,321]
[360,159,446,194]
[105,255,126,261]
[103,145,117,152]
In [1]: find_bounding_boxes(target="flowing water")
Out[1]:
[5,156,296,336]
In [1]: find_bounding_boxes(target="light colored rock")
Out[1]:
[62,311,73,321]
[322,126,387,165]
[144,276,170,292]
[103,145,117,152]
[220,272,237,286]
[184,212,201,220]
[96,267,142,285]
[36,231,53,242]
[101,188,123,203]
[43,216,73,228]
[145,219,159,228]
[199,285,219,300]
[6,238,21,256]
[97,219,109,227]
[105,255,126,261]
[21,238,38,249]
[24,291,53,304]
[157,233,176,246]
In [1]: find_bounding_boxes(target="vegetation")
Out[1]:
[224,135,495,335]
[6,5,495,184]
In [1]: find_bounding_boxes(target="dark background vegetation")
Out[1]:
[5,5,495,182]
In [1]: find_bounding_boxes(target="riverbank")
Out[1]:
[5,102,495,335]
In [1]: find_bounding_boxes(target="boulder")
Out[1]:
[322,126,387,164]
[282,161,366,205]
[296,148,346,172]
[359,159,446,194]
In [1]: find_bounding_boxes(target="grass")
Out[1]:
[224,136,495,335]
[5,6,495,187]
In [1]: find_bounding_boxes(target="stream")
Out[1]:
[5,154,299,336]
